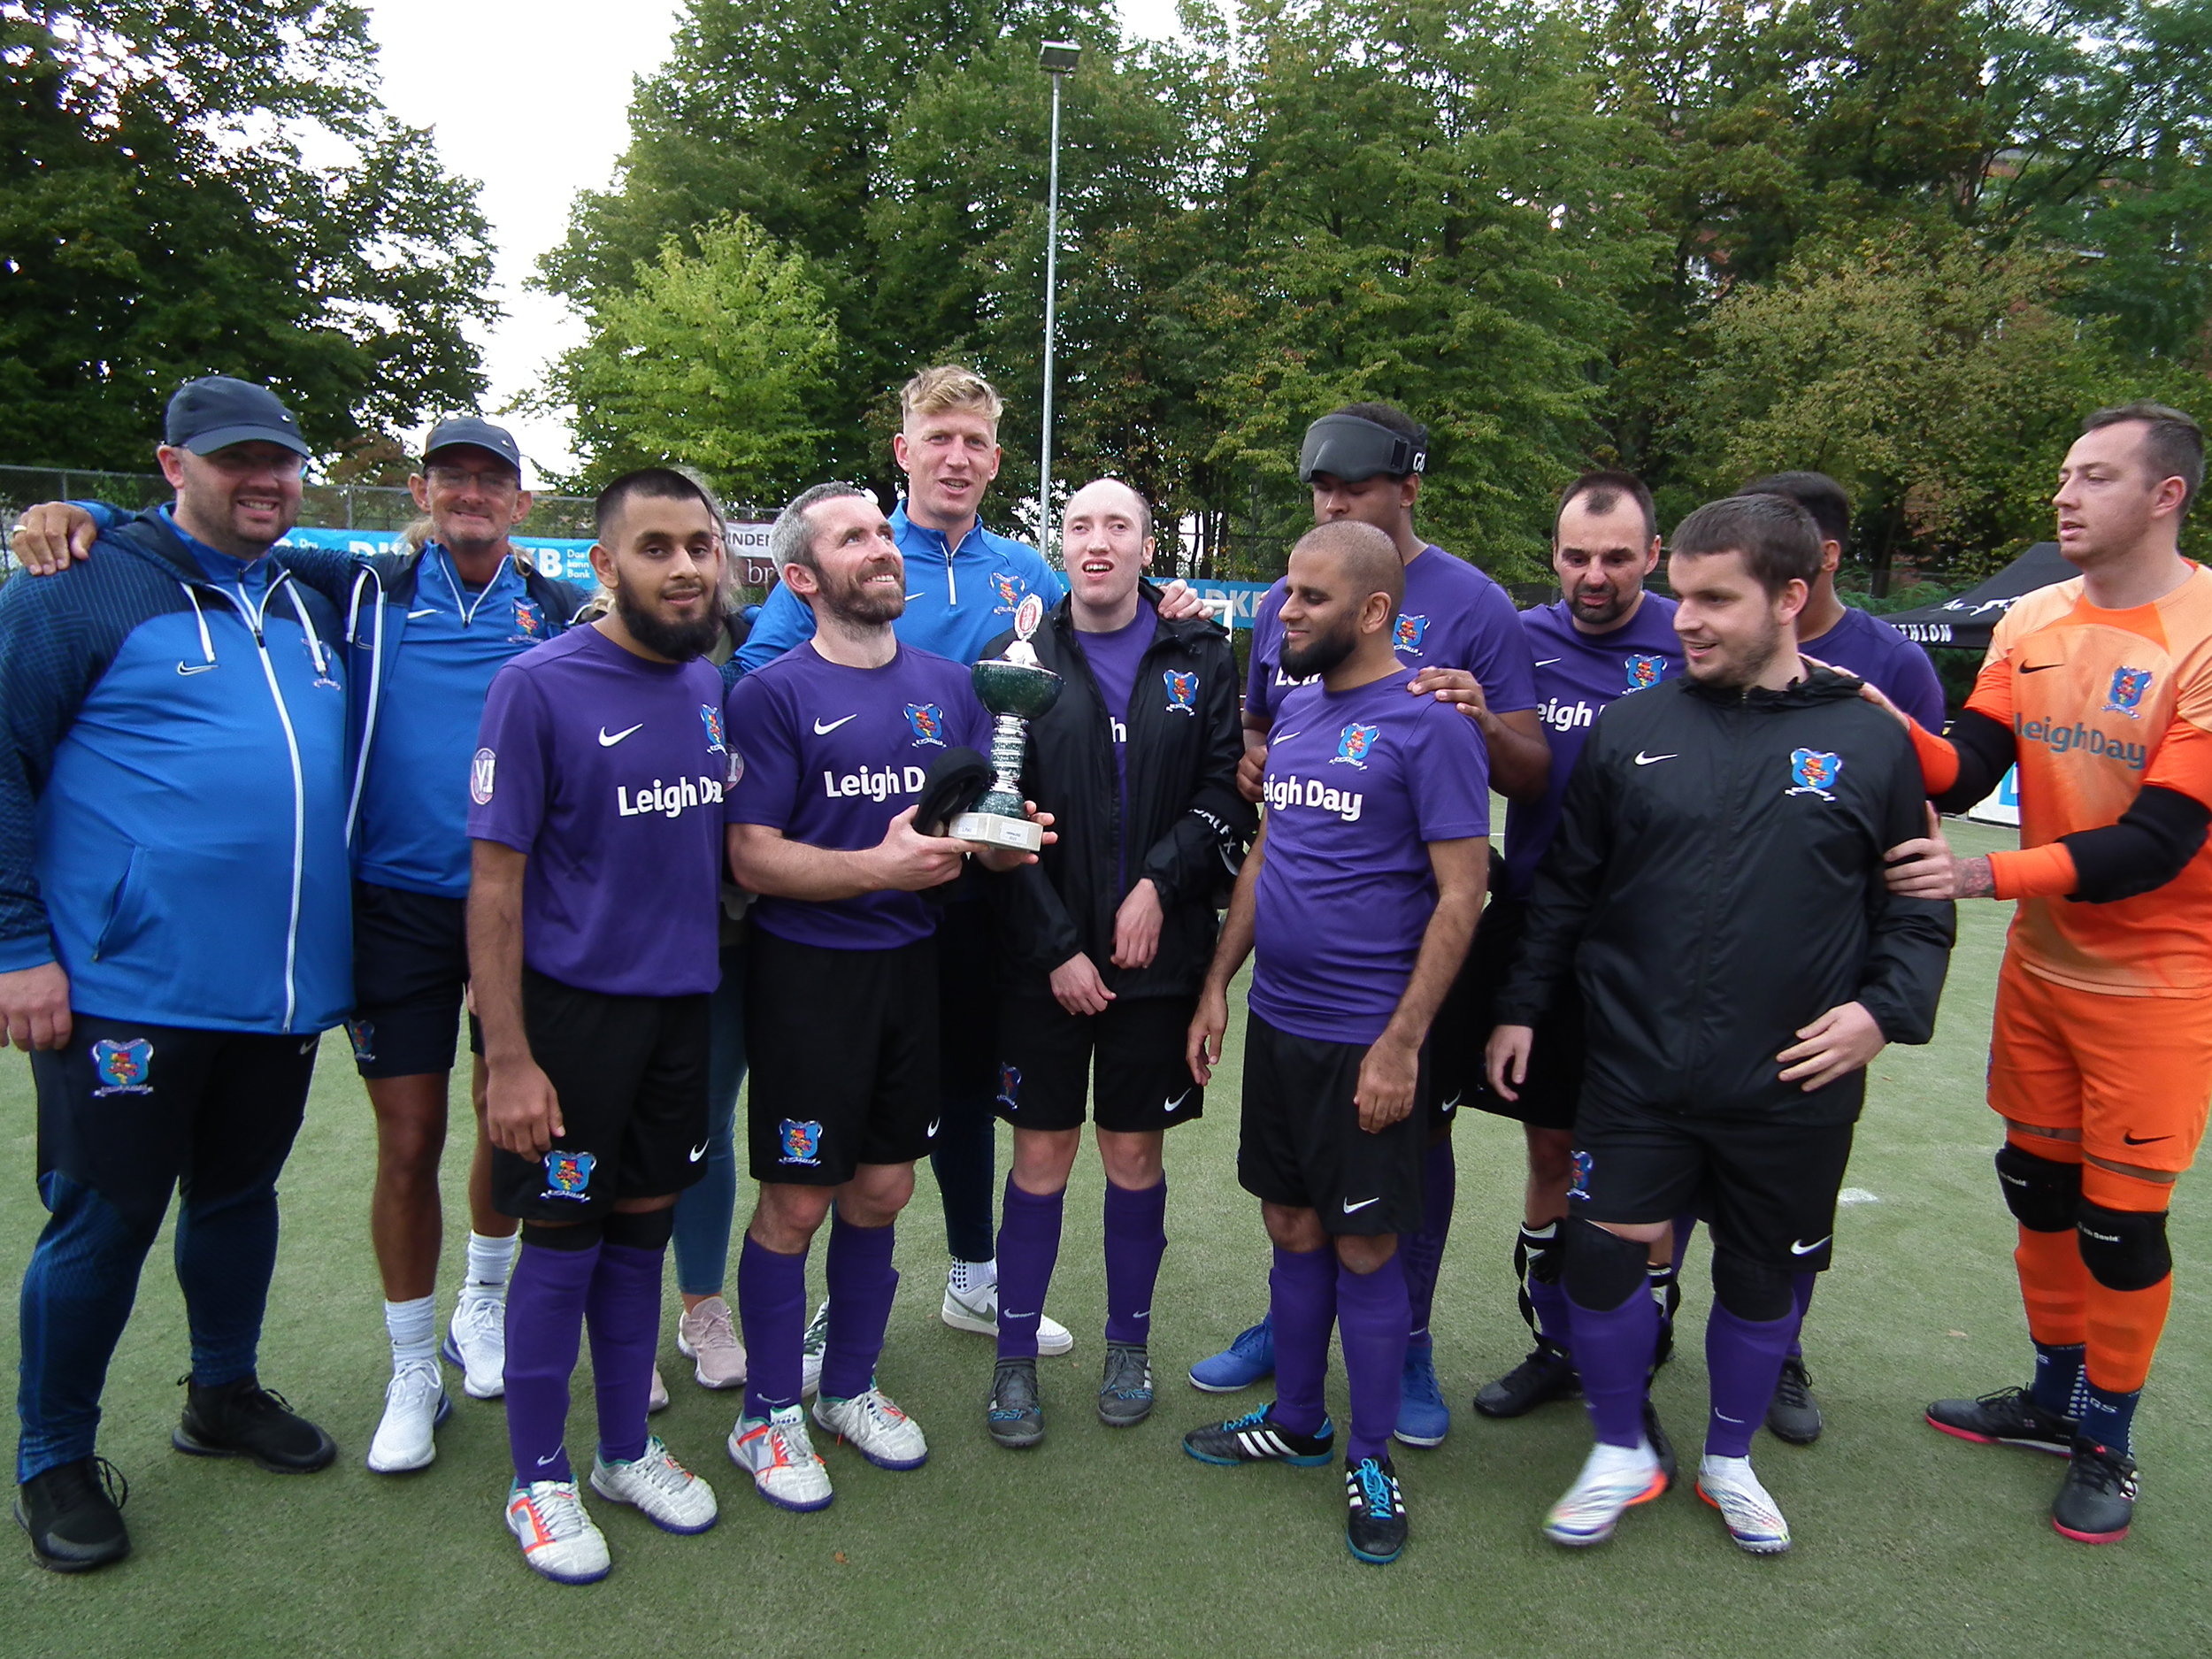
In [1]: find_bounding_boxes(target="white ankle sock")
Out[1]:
[385,1295,437,1372]
[465,1230,517,1295]
[950,1258,997,1295]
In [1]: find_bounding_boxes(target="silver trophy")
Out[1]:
[949,592,1062,852]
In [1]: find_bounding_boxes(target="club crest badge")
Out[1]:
[1393,613,1431,655]
[1333,723,1379,768]
[1786,748,1843,801]
[1567,1148,1593,1202]
[904,703,947,748]
[1163,670,1199,715]
[343,1018,376,1064]
[1625,654,1665,691]
[90,1037,154,1097]
[511,599,545,641]
[471,746,496,804]
[541,1149,595,1201]
[991,572,1024,614]
[2104,665,2154,718]
[778,1119,825,1166]
[996,1064,1021,1111]
[700,703,727,755]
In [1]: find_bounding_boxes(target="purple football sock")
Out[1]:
[1705,1300,1801,1458]
[503,1239,599,1484]
[1670,1211,1697,1277]
[1268,1244,1337,1438]
[584,1240,665,1465]
[1102,1177,1166,1347]
[1399,1141,1455,1343]
[1521,1222,1572,1351]
[818,1212,899,1401]
[1566,1286,1658,1450]
[738,1233,809,1422]
[994,1178,1064,1360]
[1786,1270,1816,1361]
[1339,1255,1411,1465]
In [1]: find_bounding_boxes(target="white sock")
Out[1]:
[464,1230,517,1297]
[949,1257,997,1295]
[385,1295,437,1373]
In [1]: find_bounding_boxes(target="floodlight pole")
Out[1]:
[1038,42,1079,560]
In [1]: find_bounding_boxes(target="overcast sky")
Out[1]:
[363,1,1187,486]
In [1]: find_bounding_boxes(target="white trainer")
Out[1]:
[589,1435,719,1534]
[941,1274,1073,1356]
[800,1300,829,1398]
[1542,1440,1667,1547]
[365,1360,450,1473]
[676,1296,748,1390]
[1697,1454,1792,1554]
[649,1363,669,1415]
[505,1479,611,1585]
[729,1405,833,1512]
[442,1291,505,1400]
[813,1384,930,1471]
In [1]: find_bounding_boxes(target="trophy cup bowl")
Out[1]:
[949,634,1062,853]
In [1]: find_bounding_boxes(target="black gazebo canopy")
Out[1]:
[1885,542,2077,652]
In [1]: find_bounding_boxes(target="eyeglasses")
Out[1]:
[426,465,519,492]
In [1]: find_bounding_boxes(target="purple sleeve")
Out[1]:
[1464,582,1538,713]
[1884,636,1948,732]
[466,664,550,853]
[1408,704,1492,842]
[725,673,803,830]
[955,670,994,751]
[1245,588,1283,723]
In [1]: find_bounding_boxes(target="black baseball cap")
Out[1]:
[164,376,311,457]
[423,416,524,474]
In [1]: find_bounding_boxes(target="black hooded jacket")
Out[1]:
[984,584,1256,1000]
[1493,664,1955,1122]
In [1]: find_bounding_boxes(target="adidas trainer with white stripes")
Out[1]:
[1182,1405,1336,1467]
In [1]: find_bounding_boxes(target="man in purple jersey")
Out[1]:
[723,482,1040,1514]
[469,469,731,1584]
[1182,522,1491,1567]
[1192,402,1548,1453]
[1463,473,1679,1426]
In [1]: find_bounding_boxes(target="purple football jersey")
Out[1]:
[467,625,730,996]
[1244,544,1539,726]
[1249,668,1493,1045]
[1503,595,1684,896]
[1800,604,1947,732]
[724,642,990,950]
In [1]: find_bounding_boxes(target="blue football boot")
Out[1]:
[1394,1341,1449,1448]
[1188,1315,1274,1393]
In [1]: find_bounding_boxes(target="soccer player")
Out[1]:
[1183,520,1491,1567]
[1465,472,1680,1435]
[469,468,732,1584]
[724,482,1041,1512]
[1878,403,2208,1545]
[1191,402,1545,1452]
[978,479,1255,1448]
[1487,494,1953,1554]
[1,377,346,1572]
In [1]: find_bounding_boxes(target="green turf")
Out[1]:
[4,816,2207,1655]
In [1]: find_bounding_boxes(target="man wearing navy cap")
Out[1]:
[0,376,349,1571]
[11,415,597,1475]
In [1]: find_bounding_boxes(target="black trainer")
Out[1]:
[2052,1439,2137,1544]
[1472,1340,1580,1419]
[1766,1356,1824,1445]
[1098,1342,1154,1428]
[14,1457,129,1573]
[1924,1386,2078,1456]
[1183,1405,1335,1466]
[1345,1455,1408,1564]
[987,1357,1044,1449]
[1642,1398,1678,1493]
[173,1375,336,1472]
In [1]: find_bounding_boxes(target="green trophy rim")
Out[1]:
[972,658,1064,720]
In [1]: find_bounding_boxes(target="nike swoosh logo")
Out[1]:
[904,591,925,601]
[1789,1236,1832,1256]
[2019,662,2062,673]
[2122,1132,2172,1145]
[1132,1309,1150,1320]
[1164,1091,1191,1113]
[1002,1310,1036,1320]
[1341,1196,1380,1213]
[813,714,857,734]
[687,1142,709,1162]
[535,1452,560,1466]
[1534,657,1563,666]
[408,607,439,618]
[1715,1412,1744,1424]
[1633,751,1678,765]
[599,723,643,746]
[1440,1094,1462,1113]
[926,1118,941,1138]
[176,661,217,675]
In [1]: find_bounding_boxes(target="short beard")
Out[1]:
[615,581,725,662]
[1695,612,1787,687]
[1570,585,1632,628]
[1280,618,1358,680]
[822,566,906,627]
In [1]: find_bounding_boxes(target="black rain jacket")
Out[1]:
[1493,665,1955,1122]
[984,585,1256,1000]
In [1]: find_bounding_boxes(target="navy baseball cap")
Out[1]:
[423,416,524,473]
[165,376,311,457]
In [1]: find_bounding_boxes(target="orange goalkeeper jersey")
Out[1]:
[1968,564,2212,996]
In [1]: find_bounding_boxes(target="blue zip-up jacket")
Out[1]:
[0,510,352,1033]
[734,503,1064,673]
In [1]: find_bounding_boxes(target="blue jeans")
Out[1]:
[672,941,747,1297]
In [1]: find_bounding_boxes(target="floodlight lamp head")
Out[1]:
[1038,40,1081,73]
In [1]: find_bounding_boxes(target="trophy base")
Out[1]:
[948,809,1042,853]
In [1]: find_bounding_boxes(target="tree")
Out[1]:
[0,3,495,469]
[541,215,841,504]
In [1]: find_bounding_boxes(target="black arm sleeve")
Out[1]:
[2058,784,2212,903]
[1856,728,1958,1045]
[1930,709,2016,815]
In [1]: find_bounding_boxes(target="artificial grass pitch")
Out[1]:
[3,819,2207,1655]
